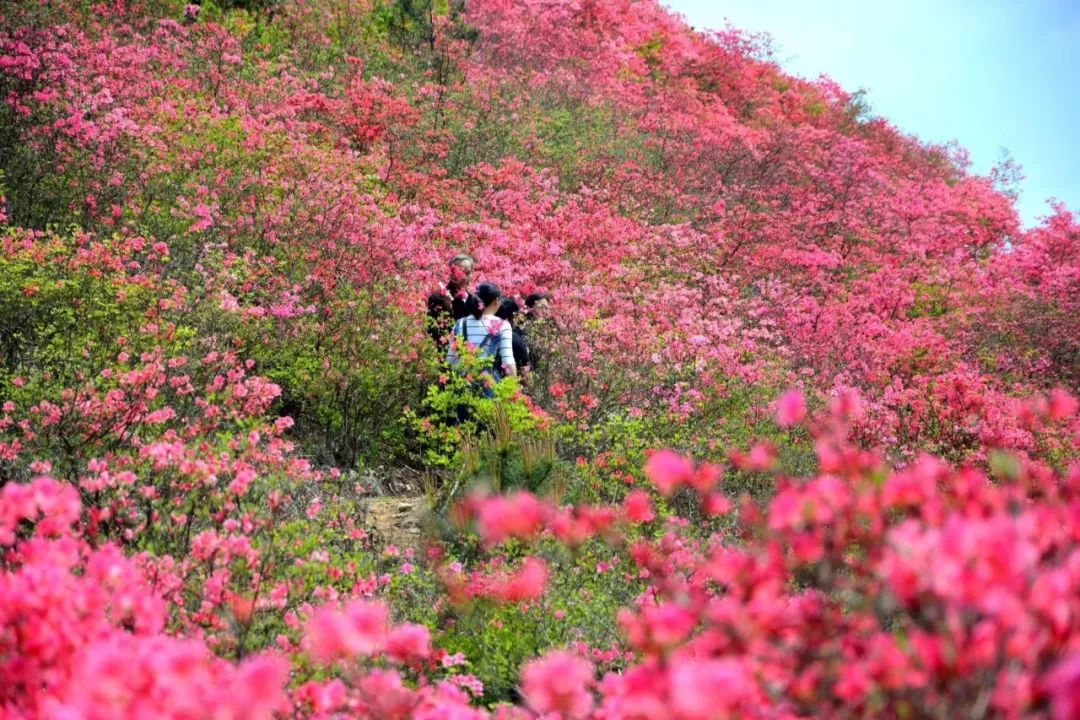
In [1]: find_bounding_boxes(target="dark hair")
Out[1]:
[495,298,520,322]
[525,291,550,308]
[467,282,502,318]
[427,293,452,315]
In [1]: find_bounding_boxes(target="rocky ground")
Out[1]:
[362,495,426,549]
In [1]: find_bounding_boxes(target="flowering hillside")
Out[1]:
[1,0,1079,717]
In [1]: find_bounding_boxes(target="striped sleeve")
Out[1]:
[447,318,465,365]
[497,321,515,371]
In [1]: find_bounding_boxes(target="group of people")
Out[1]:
[426,253,551,387]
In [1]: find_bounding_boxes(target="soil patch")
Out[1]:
[363,495,426,549]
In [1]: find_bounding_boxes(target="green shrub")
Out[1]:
[436,539,639,705]
[232,282,431,469]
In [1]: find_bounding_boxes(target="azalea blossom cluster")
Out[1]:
[6,392,1080,717]
[456,393,1080,718]
[0,476,290,719]
[2,0,1080,717]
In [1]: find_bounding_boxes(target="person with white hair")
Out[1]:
[427,253,476,349]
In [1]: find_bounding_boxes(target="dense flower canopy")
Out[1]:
[1,0,1078,717]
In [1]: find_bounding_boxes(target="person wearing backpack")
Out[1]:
[447,282,517,399]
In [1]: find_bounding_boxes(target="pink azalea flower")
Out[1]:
[776,388,807,428]
[644,449,695,495]
[624,490,655,523]
[522,650,595,719]
[306,599,389,663]
[386,623,432,662]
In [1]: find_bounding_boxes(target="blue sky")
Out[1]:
[663,0,1080,228]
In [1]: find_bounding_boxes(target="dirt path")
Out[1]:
[363,495,426,549]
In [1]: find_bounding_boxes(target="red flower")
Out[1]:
[624,490,655,523]
[644,450,695,495]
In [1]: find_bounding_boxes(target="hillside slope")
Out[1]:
[3,0,1075,469]
[2,0,1080,717]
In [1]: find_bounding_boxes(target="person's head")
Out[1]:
[495,298,520,323]
[525,291,551,319]
[427,293,452,315]
[447,253,475,287]
[467,281,502,318]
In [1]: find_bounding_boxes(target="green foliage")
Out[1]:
[198,0,281,21]
[129,115,287,276]
[232,283,429,469]
[908,281,953,319]
[423,404,568,531]
[0,107,85,230]
[443,101,526,177]
[552,372,814,510]
[408,344,543,470]
[0,232,158,408]
[239,478,383,659]
[532,102,621,190]
[460,408,560,496]
[437,539,639,704]
[371,0,473,53]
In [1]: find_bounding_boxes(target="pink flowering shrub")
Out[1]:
[5,391,1080,717]
[0,476,289,718]
[451,397,1080,718]
[2,0,1080,717]
[521,650,595,718]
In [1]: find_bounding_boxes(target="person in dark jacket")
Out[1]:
[427,253,476,349]
[517,291,551,373]
[495,298,531,376]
